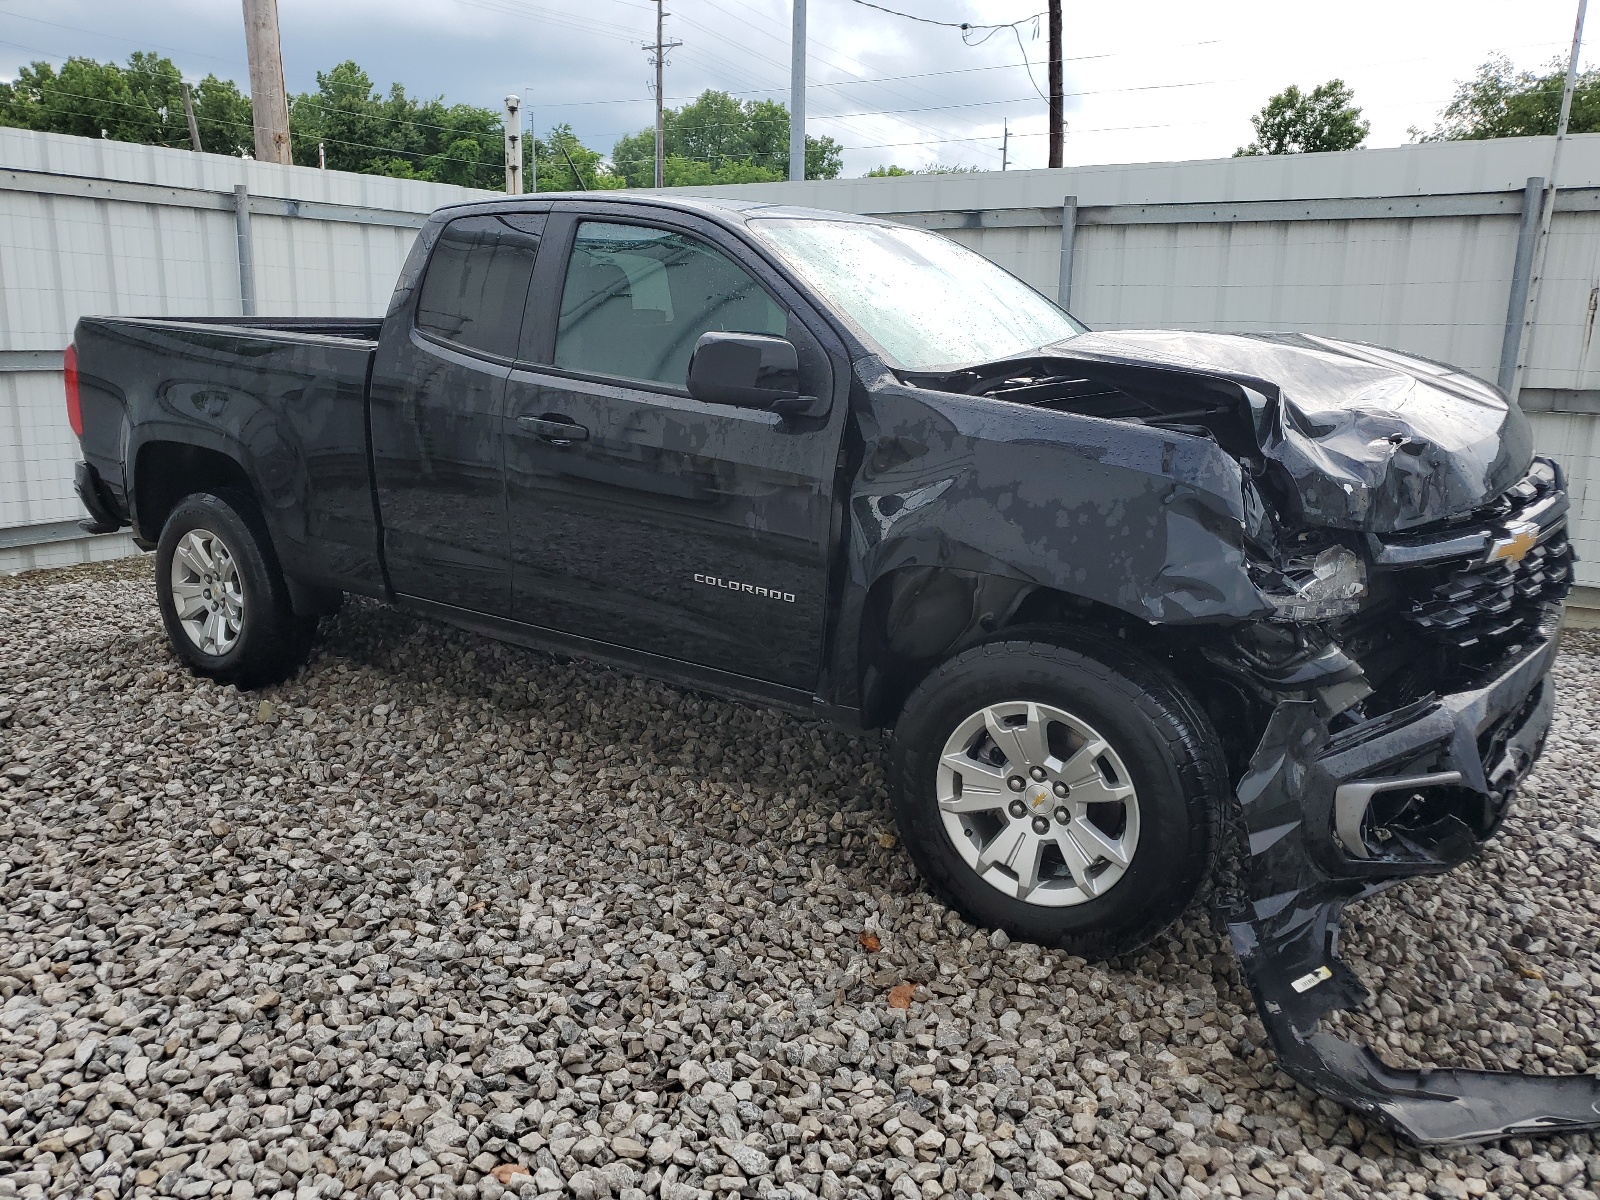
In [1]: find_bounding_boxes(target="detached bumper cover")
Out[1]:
[1225,602,1600,1144]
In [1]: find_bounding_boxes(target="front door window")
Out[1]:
[554,221,786,389]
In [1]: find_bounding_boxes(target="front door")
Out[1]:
[503,213,841,690]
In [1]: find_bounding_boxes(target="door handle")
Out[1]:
[518,415,589,443]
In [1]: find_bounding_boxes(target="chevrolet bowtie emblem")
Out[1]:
[1486,523,1540,566]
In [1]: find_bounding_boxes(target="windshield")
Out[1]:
[749,217,1085,372]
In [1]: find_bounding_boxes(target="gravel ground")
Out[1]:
[2,557,1599,1200]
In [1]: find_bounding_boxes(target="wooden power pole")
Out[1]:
[241,0,292,164]
[180,82,203,152]
[1047,0,1063,168]
[644,1,680,188]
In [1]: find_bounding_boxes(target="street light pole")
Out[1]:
[789,0,807,181]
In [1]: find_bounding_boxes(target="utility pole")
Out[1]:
[789,0,807,181]
[1512,0,1588,403]
[180,82,203,152]
[644,1,681,189]
[241,0,292,164]
[1001,119,1009,171]
[504,95,523,194]
[1047,0,1063,168]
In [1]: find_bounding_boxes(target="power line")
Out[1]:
[843,0,1045,31]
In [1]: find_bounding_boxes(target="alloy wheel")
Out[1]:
[170,528,245,656]
[936,700,1141,906]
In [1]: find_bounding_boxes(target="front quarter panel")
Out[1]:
[848,366,1270,628]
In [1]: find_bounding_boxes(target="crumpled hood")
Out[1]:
[1045,329,1533,533]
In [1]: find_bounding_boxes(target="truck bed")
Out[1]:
[145,316,386,342]
[72,315,386,598]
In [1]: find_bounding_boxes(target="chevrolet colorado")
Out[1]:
[66,194,1589,1141]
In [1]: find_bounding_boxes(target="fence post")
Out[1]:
[1058,195,1078,310]
[1498,177,1545,400]
[233,184,257,317]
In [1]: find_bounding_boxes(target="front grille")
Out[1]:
[1404,528,1573,647]
[1394,464,1573,654]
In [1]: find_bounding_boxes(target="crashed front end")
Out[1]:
[1221,457,1583,1144]
[916,331,1591,1143]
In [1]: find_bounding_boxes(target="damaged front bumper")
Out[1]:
[1223,601,1600,1144]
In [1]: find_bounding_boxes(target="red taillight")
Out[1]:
[63,343,82,438]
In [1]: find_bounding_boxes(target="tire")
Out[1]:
[888,635,1227,961]
[155,490,316,688]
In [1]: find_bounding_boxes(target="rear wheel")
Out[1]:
[889,636,1226,960]
[155,491,316,687]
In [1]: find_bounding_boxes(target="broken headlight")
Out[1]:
[1262,545,1368,622]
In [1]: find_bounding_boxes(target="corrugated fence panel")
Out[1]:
[1521,210,1600,393]
[1528,411,1600,570]
[1070,214,1519,382]
[2,371,81,528]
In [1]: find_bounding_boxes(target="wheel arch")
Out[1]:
[857,566,1146,727]
[131,439,257,545]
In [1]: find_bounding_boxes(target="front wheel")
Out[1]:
[888,636,1227,961]
[155,491,316,688]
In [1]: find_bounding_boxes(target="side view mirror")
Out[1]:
[686,332,822,417]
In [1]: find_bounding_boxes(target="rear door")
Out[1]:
[369,211,544,614]
[502,209,844,690]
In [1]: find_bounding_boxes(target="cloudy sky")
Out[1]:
[0,0,1587,176]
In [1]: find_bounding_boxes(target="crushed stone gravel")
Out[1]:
[1,556,1598,1200]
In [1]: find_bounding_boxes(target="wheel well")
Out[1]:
[857,568,1261,767]
[133,442,254,542]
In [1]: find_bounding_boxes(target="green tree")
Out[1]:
[0,52,254,154]
[532,123,626,191]
[1419,53,1600,140]
[286,61,510,186]
[865,163,981,176]
[611,90,842,187]
[0,50,627,190]
[189,75,253,155]
[1235,79,1369,156]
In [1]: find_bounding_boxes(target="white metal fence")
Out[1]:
[3,127,1598,605]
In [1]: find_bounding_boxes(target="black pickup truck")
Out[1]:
[67,194,1591,1142]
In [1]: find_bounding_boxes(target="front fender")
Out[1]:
[849,375,1270,625]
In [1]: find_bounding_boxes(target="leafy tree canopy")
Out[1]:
[533,123,627,191]
[1418,53,1600,141]
[0,51,627,191]
[611,90,842,187]
[1235,79,1369,156]
[865,163,981,176]
[288,60,510,187]
[0,52,252,155]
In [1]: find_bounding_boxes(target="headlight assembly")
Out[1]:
[1262,545,1368,622]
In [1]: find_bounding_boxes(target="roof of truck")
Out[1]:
[434,191,889,227]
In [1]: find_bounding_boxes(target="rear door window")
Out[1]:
[553,220,786,389]
[416,213,544,358]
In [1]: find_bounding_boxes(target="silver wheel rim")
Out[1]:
[937,701,1141,907]
[170,528,245,656]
